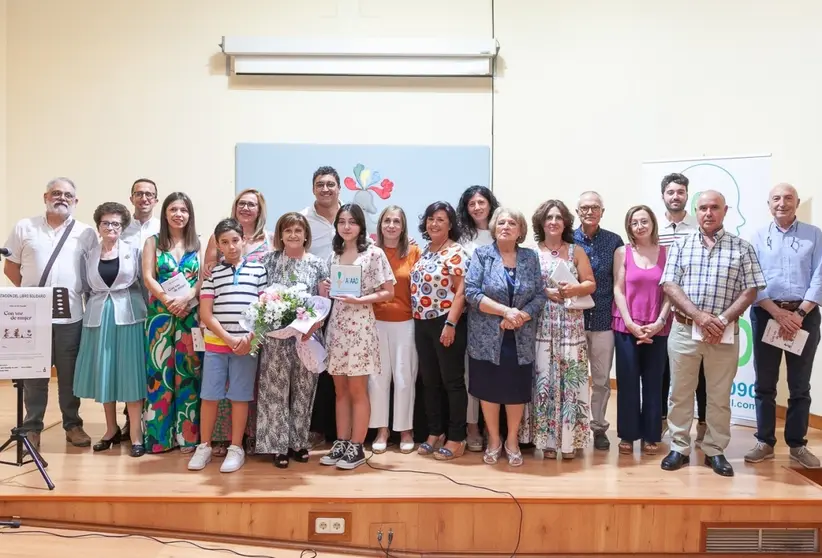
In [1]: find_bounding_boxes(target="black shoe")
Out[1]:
[130,444,146,458]
[661,450,690,471]
[593,431,610,451]
[336,442,366,470]
[122,421,131,440]
[273,453,289,468]
[93,429,123,452]
[290,448,309,463]
[704,454,734,477]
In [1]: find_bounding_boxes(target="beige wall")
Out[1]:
[3,0,821,411]
[0,0,6,247]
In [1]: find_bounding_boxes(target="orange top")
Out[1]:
[374,244,421,322]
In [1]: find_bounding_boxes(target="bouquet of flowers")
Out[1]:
[239,283,331,372]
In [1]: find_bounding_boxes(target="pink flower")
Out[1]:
[296,307,307,320]
[260,292,272,303]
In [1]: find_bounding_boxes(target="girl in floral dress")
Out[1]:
[521,200,596,459]
[142,193,203,454]
[320,204,395,470]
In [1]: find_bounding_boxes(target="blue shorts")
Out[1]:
[201,351,258,402]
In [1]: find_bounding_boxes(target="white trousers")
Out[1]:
[465,354,480,424]
[368,319,418,431]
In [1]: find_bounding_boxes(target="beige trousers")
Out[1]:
[666,320,739,457]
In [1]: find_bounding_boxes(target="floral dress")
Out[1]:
[212,234,271,446]
[144,237,203,453]
[251,251,329,455]
[520,244,590,454]
[326,244,395,376]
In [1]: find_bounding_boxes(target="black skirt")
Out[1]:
[468,331,533,405]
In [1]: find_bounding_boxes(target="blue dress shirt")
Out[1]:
[573,226,624,331]
[751,219,822,306]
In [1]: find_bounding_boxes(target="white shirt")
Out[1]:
[121,216,160,251]
[659,212,698,248]
[460,228,494,257]
[301,204,337,262]
[4,215,94,323]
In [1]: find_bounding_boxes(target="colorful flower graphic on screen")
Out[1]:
[344,163,395,238]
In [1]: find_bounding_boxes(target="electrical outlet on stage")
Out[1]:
[314,517,346,534]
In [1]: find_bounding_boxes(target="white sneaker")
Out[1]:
[188,443,212,470]
[220,445,245,473]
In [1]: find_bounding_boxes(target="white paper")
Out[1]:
[161,272,198,310]
[762,319,808,355]
[191,328,206,352]
[549,259,579,286]
[0,287,53,380]
[692,323,734,344]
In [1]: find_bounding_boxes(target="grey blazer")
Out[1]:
[80,239,147,327]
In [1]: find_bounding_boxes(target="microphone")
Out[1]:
[0,248,9,257]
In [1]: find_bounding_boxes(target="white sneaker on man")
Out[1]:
[220,445,246,473]
[188,443,213,470]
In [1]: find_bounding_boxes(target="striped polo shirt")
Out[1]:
[659,212,698,248]
[200,260,268,352]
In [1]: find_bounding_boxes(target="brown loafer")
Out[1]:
[22,431,41,455]
[65,426,91,447]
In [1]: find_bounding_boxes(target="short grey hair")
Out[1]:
[577,190,604,208]
[490,206,529,244]
[46,177,76,192]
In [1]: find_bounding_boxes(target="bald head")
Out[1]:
[769,182,799,227]
[695,190,728,235]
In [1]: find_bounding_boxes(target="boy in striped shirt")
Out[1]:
[188,218,268,473]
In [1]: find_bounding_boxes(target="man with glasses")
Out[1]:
[574,191,624,451]
[745,183,822,469]
[119,178,160,437]
[121,178,160,251]
[3,177,94,450]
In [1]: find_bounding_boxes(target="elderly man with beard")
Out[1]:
[3,177,94,450]
[657,173,708,444]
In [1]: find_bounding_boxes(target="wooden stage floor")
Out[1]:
[1,381,822,556]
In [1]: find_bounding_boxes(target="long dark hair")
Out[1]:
[418,201,460,242]
[332,204,369,254]
[158,192,200,252]
[457,185,499,241]
[532,199,575,245]
[375,205,410,258]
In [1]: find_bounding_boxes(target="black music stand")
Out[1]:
[0,287,68,491]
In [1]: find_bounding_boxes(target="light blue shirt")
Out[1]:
[751,219,822,306]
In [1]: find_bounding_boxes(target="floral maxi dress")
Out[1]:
[326,244,395,377]
[144,238,203,453]
[520,245,591,454]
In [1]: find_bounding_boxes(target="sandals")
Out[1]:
[212,444,228,458]
[290,448,309,463]
[483,443,503,464]
[642,442,659,455]
[618,440,634,455]
[273,453,289,468]
[466,433,484,452]
[418,434,445,456]
[504,444,523,467]
[433,440,466,461]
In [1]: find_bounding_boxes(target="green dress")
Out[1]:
[144,236,203,453]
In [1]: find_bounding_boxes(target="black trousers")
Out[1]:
[662,344,707,423]
[414,315,468,442]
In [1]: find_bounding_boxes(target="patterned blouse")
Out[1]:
[410,241,468,320]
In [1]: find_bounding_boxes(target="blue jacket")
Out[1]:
[465,243,546,365]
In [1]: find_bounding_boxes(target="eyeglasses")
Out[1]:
[314,181,338,190]
[237,201,258,209]
[578,205,602,214]
[49,191,75,201]
[132,191,156,200]
[100,221,122,230]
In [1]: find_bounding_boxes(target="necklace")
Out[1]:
[429,239,449,253]
[544,242,563,257]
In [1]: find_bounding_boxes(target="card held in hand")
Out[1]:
[330,264,362,298]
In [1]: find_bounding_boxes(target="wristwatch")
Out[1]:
[444,320,456,328]
[718,315,729,326]
[797,308,808,318]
